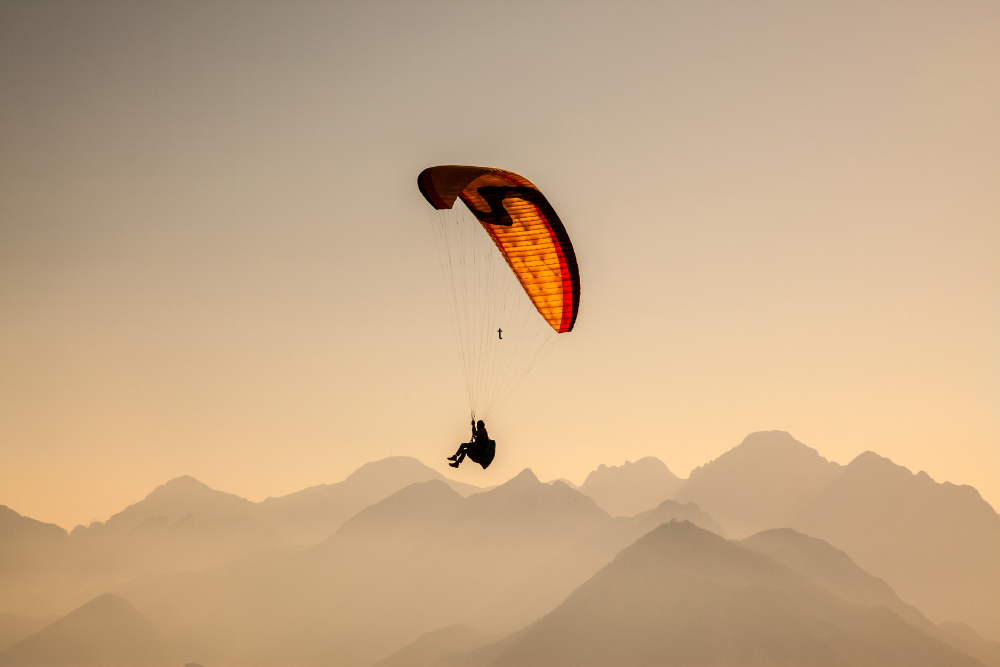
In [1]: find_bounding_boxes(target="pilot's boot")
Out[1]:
[449,461,460,468]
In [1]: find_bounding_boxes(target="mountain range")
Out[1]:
[1,430,998,665]
[0,457,482,617]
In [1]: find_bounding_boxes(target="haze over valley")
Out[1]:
[2,431,998,666]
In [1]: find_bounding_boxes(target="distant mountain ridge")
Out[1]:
[73,456,481,544]
[674,430,843,538]
[790,450,1000,641]
[578,457,681,517]
[0,457,483,617]
[666,431,1000,641]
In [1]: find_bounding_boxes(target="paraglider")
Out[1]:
[418,166,580,469]
[448,420,496,469]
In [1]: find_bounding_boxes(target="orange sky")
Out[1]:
[1,0,997,530]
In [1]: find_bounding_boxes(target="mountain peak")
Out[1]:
[511,468,539,484]
[675,431,843,538]
[488,469,540,493]
[848,450,896,469]
[344,456,444,485]
[159,475,209,490]
[94,474,257,536]
[791,449,1000,638]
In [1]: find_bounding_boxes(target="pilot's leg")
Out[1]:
[449,443,469,466]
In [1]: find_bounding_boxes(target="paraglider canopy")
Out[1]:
[418,166,580,333]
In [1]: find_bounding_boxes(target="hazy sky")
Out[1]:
[2,0,997,530]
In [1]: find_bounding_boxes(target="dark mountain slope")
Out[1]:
[741,528,924,624]
[475,521,982,667]
[791,451,1000,640]
[378,624,500,667]
[578,457,682,517]
[937,623,1000,667]
[0,594,167,667]
[675,431,842,537]
[474,499,725,632]
[0,616,56,654]
[741,528,1000,667]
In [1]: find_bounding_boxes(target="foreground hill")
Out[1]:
[0,616,55,654]
[0,594,166,667]
[378,624,500,667]
[674,430,843,538]
[120,470,611,666]
[791,451,1000,640]
[473,499,724,632]
[472,521,981,667]
[577,457,682,517]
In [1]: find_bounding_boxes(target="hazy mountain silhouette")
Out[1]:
[255,456,482,545]
[468,521,982,667]
[741,528,1000,666]
[1,457,480,618]
[0,508,70,617]
[674,431,843,538]
[790,451,1000,640]
[0,616,56,654]
[71,457,480,548]
[378,624,501,667]
[578,457,682,517]
[0,507,67,555]
[118,470,611,666]
[0,594,167,666]
[5,443,999,665]
[474,499,725,632]
[76,476,257,538]
[937,623,1000,667]
[741,529,928,627]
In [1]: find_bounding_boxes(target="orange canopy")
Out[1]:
[418,166,580,333]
